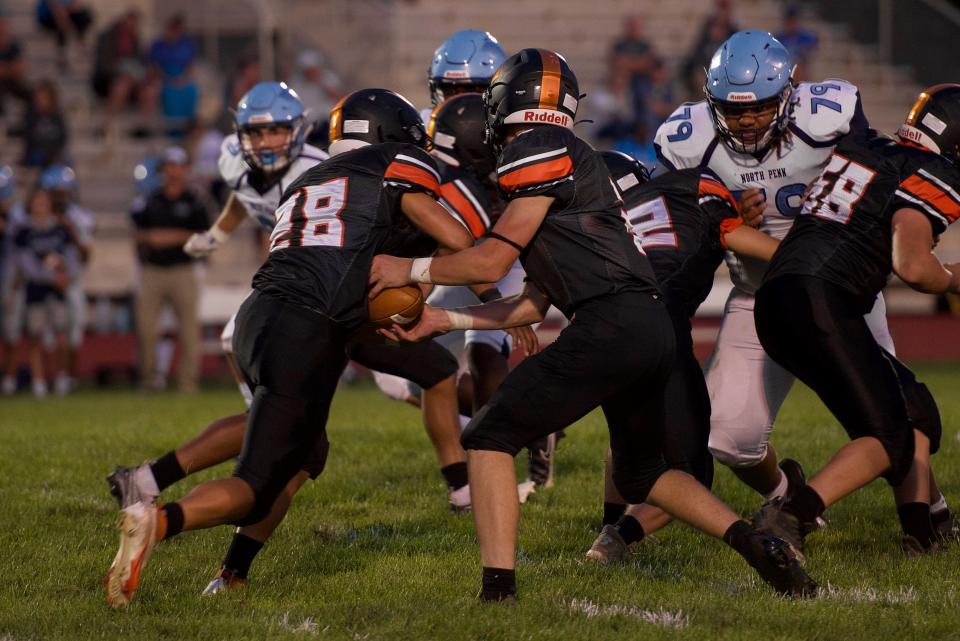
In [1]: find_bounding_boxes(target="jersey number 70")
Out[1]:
[270,178,348,250]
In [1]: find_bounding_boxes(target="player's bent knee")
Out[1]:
[707,430,767,468]
[610,457,668,505]
[904,381,942,454]
[460,405,524,456]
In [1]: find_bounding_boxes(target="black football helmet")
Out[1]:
[427,93,497,179]
[599,150,651,197]
[898,83,960,164]
[328,88,430,155]
[483,48,580,150]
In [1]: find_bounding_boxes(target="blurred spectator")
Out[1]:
[183,121,226,205]
[681,0,739,98]
[40,164,92,392]
[0,164,22,395]
[130,146,208,393]
[776,5,818,82]
[610,16,657,123]
[14,186,81,397]
[646,58,676,132]
[290,49,343,146]
[216,54,260,134]
[0,16,30,120]
[91,10,159,136]
[590,70,637,145]
[20,79,69,168]
[149,13,198,131]
[36,0,92,60]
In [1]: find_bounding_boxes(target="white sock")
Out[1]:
[763,469,790,502]
[134,464,160,499]
[931,494,948,515]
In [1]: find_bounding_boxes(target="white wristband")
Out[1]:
[209,225,230,244]
[445,308,475,330]
[410,257,434,284]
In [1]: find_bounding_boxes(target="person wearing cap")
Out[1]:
[130,146,209,393]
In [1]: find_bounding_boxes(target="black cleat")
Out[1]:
[900,534,942,558]
[585,524,631,564]
[778,458,806,501]
[932,508,960,545]
[526,433,558,489]
[751,500,807,564]
[743,531,818,598]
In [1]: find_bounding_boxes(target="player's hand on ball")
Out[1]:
[368,255,414,299]
[738,188,766,228]
[377,305,450,342]
[506,325,540,356]
[183,230,221,257]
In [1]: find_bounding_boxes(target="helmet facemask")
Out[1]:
[707,83,796,155]
[238,119,305,174]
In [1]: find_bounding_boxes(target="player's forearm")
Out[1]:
[724,225,780,262]
[894,253,957,294]
[412,244,512,286]
[445,293,546,330]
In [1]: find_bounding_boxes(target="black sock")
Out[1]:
[614,515,645,545]
[602,502,627,527]
[221,532,264,579]
[150,451,186,492]
[481,567,516,601]
[441,462,469,491]
[783,485,825,524]
[722,520,756,559]
[898,502,936,548]
[160,502,184,541]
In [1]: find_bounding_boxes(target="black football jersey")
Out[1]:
[496,126,660,317]
[619,168,742,318]
[252,143,442,327]
[436,162,494,240]
[765,129,960,311]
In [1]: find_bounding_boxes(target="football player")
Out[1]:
[369,48,815,600]
[107,87,482,597]
[654,31,894,507]
[0,165,23,395]
[37,165,94,396]
[585,152,784,563]
[751,84,960,562]
[104,88,488,608]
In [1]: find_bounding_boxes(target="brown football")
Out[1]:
[368,285,424,327]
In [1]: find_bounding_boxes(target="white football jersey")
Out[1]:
[218,133,328,230]
[655,79,866,293]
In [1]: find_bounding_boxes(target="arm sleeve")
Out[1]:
[496,131,575,203]
[697,172,742,246]
[438,177,492,240]
[892,166,960,236]
[383,147,442,199]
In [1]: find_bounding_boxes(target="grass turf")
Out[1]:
[1,364,959,640]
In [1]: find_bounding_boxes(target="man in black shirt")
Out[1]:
[752,85,960,562]
[369,49,815,600]
[131,146,208,392]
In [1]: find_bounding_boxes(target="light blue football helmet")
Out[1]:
[39,164,78,194]
[428,30,506,105]
[704,31,796,154]
[234,81,307,174]
[133,156,163,196]
[0,165,14,202]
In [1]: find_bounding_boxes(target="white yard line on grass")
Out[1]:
[819,584,918,605]
[568,598,690,629]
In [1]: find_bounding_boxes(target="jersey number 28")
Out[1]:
[802,154,876,224]
[271,178,348,250]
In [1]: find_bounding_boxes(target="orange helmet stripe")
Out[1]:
[328,94,349,142]
[907,83,960,125]
[538,49,562,111]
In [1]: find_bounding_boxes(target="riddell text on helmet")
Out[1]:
[523,111,571,126]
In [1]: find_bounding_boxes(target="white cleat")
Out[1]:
[517,480,537,504]
[104,501,157,608]
[448,484,471,513]
[202,569,246,596]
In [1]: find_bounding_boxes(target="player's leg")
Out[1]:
[753,276,920,559]
[105,291,348,607]
[63,281,86,392]
[169,264,200,394]
[600,304,815,597]
[705,291,800,500]
[26,303,47,397]
[588,334,712,562]
[135,266,162,390]
[1,284,25,393]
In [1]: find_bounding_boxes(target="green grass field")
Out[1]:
[2,365,959,641]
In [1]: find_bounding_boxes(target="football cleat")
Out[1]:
[742,531,818,598]
[107,465,154,509]
[585,525,631,565]
[202,568,246,596]
[527,432,559,489]
[750,500,807,564]
[777,458,806,501]
[104,501,158,608]
[448,484,471,513]
[900,534,942,558]
[932,508,960,544]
